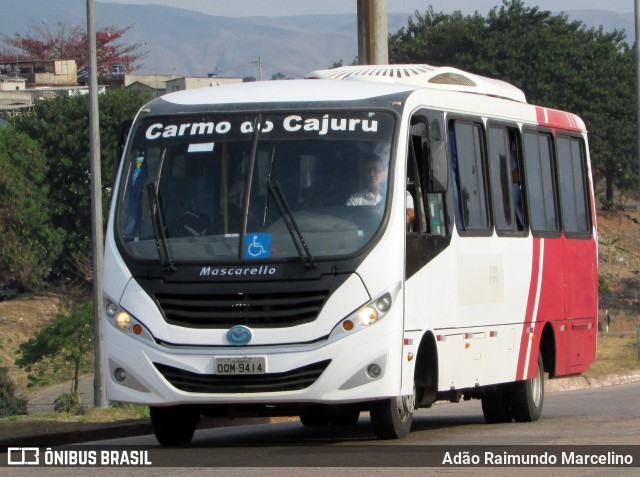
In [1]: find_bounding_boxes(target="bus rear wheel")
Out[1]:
[370,392,414,439]
[150,405,200,446]
[508,353,544,422]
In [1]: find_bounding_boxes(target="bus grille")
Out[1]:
[154,289,330,328]
[153,360,331,394]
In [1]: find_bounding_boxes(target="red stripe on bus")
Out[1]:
[535,106,582,132]
[516,238,541,380]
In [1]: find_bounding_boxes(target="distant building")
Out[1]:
[165,76,242,93]
[0,59,78,86]
[97,73,181,96]
[0,76,26,91]
[0,61,244,118]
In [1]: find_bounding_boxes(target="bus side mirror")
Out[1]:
[427,140,448,193]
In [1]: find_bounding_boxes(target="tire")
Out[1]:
[509,353,544,422]
[300,410,360,427]
[150,405,200,446]
[370,392,414,439]
[329,410,360,427]
[299,413,329,426]
[481,385,513,423]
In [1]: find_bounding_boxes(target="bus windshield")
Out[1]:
[116,110,395,264]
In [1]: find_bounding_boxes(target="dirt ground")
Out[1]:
[596,208,640,329]
[0,291,64,393]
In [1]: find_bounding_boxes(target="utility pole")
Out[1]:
[357,0,388,65]
[253,57,263,81]
[87,0,107,408]
[636,0,640,194]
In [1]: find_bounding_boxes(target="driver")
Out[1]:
[347,156,415,225]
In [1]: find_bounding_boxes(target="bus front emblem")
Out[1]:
[227,325,253,346]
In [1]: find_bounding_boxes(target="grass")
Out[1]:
[584,332,640,379]
[0,404,151,442]
[0,404,149,425]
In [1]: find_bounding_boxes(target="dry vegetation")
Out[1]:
[588,207,640,378]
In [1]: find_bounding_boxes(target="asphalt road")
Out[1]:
[105,381,640,447]
[4,381,638,477]
[27,376,95,414]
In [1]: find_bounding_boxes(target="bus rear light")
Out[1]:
[132,324,143,335]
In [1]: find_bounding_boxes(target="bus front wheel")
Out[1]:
[150,405,200,446]
[370,392,414,439]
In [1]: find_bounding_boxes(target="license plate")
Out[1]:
[214,357,265,375]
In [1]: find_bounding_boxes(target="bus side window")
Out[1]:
[523,131,560,236]
[449,119,490,234]
[408,114,446,236]
[488,126,527,233]
[556,136,591,237]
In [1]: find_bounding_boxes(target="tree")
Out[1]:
[10,89,153,280]
[389,0,637,203]
[0,128,63,286]
[16,301,94,400]
[0,22,147,73]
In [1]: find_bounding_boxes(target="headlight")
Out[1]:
[330,284,400,340]
[115,311,131,330]
[357,305,379,326]
[104,300,154,343]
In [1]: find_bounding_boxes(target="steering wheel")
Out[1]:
[166,211,208,237]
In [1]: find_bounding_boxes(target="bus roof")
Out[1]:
[307,64,527,104]
[158,78,417,106]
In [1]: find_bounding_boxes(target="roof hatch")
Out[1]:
[306,64,527,103]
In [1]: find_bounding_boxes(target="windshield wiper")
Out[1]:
[146,183,176,272]
[267,179,316,268]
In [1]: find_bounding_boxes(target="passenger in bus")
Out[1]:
[346,156,415,225]
[510,138,524,230]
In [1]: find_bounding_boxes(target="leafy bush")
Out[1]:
[598,275,610,293]
[0,367,27,416]
[53,392,80,413]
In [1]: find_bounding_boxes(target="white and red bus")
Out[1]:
[103,64,598,444]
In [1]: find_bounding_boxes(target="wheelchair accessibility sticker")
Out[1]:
[245,233,271,259]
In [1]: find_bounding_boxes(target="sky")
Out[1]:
[103,0,635,17]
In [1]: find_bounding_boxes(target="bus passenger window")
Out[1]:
[488,126,526,233]
[509,131,525,231]
[557,136,591,236]
[407,116,446,235]
[449,120,490,233]
[523,131,559,235]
